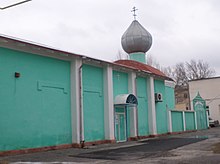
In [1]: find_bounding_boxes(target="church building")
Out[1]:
[0,18,179,154]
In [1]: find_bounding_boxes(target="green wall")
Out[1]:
[136,77,149,136]
[113,71,128,97]
[171,111,184,132]
[0,47,72,151]
[185,112,196,130]
[82,64,104,142]
[165,86,175,110]
[154,79,168,134]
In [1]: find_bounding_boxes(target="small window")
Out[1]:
[184,93,188,98]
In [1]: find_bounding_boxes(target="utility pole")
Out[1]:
[0,0,32,10]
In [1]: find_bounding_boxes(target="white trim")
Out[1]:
[206,110,209,128]
[104,65,114,140]
[114,94,137,105]
[70,58,82,144]
[128,72,137,137]
[168,110,172,133]
[194,111,198,130]
[182,111,186,131]
[165,80,175,88]
[79,64,84,142]
[0,39,71,61]
[147,76,157,135]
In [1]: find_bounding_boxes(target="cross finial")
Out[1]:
[131,6,138,20]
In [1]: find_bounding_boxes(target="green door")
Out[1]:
[115,107,127,142]
[196,106,206,130]
[193,92,208,130]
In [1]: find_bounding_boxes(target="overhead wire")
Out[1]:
[0,0,32,10]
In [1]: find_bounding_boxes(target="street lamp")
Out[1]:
[0,0,32,10]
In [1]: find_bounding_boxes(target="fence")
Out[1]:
[168,110,207,133]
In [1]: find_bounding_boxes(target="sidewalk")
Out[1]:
[0,139,144,163]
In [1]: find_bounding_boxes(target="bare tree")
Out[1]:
[147,54,161,70]
[162,66,175,80]
[173,63,188,86]
[169,59,215,86]
[115,50,128,60]
[186,59,215,80]
[146,54,154,66]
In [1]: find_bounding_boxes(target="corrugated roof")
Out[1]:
[114,59,170,79]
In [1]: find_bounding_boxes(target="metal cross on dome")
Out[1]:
[131,6,138,20]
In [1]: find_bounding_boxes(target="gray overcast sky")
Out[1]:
[1,0,220,75]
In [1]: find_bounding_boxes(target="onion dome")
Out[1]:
[121,20,152,54]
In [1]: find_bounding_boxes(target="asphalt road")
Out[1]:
[73,138,206,161]
[1,127,220,163]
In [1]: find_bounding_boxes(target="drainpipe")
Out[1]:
[79,64,85,148]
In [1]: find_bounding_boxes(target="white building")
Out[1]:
[189,77,220,121]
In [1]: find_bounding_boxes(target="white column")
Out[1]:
[182,111,186,131]
[194,111,198,130]
[128,72,137,137]
[206,110,209,128]
[70,58,82,144]
[104,65,115,140]
[168,110,172,133]
[147,77,157,135]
